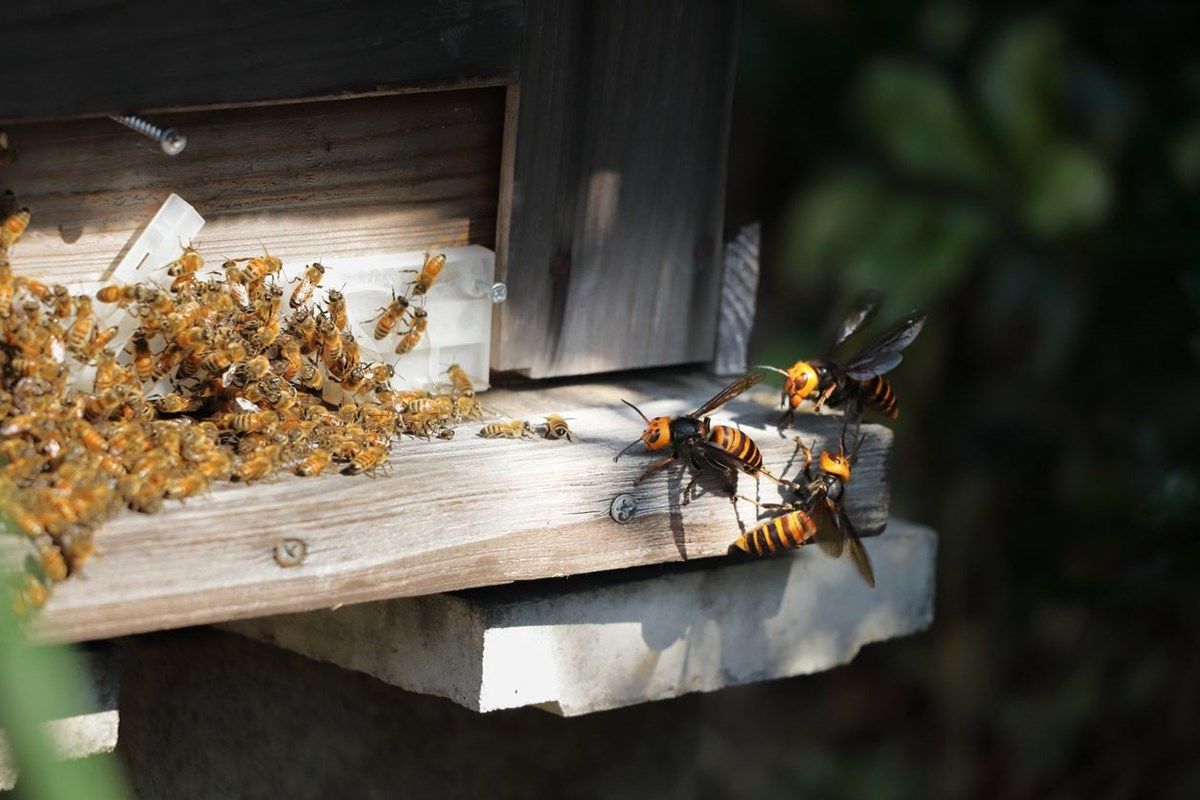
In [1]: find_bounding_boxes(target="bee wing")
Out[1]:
[825,290,883,356]
[842,312,927,380]
[692,371,765,418]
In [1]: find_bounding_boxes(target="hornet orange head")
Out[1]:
[614,399,672,461]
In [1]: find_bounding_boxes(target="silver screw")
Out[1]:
[488,282,508,303]
[109,114,187,156]
[273,538,307,568]
[610,493,639,524]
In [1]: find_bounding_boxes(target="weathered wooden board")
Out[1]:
[0,0,523,122]
[492,0,742,377]
[33,372,892,643]
[0,89,505,284]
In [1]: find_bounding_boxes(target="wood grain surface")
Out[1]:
[34,371,893,643]
[492,0,742,377]
[0,89,505,284]
[0,0,523,122]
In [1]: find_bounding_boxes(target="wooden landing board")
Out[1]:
[492,0,742,377]
[0,0,523,122]
[34,372,892,643]
[0,88,505,285]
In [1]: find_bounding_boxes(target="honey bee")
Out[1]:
[225,410,279,433]
[436,427,455,440]
[364,363,394,385]
[405,252,446,298]
[341,332,361,373]
[153,392,203,414]
[237,354,272,385]
[396,308,428,354]
[166,246,203,292]
[0,207,31,252]
[407,395,454,417]
[175,326,209,351]
[479,419,537,439]
[294,447,333,477]
[291,307,320,354]
[277,340,302,380]
[164,471,211,500]
[66,296,96,355]
[129,331,155,383]
[542,414,572,441]
[342,444,389,475]
[318,316,342,371]
[339,365,368,395]
[234,445,283,482]
[297,362,324,392]
[325,289,348,331]
[289,262,325,308]
[453,395,484,422]
[80,325,119,363]
[238,252,283,283]
[446,363,475,397]
[96,284,143,306]
[49,285,73,319]
[371,291,410,340]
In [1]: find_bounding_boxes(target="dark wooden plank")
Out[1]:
[493,0,742,377]
[0,88,505,284]
[32,372,892,643]
[0,0,523,122]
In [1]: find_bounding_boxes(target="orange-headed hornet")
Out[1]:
[759,294,925,426]
[615,372,777,503]
[735,425,875,586]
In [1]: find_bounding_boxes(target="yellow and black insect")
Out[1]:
[758,293,925,427]
[735,426,875,587]
[615,372,778,503]
[479,419,537,439]
[542,414,572,441]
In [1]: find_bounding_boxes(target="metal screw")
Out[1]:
[468,279,508,303]
[273,538,307,568]
[488,282,508,303]
[610,493,639,524]
[109,114,187,156]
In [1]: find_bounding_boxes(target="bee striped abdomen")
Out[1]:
[708,425,763,473]
[734,510,818,556]
[859,375,899,419]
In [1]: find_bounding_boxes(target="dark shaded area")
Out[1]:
[726,1,1200,797]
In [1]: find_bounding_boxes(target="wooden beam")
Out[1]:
[493,0,742,377]
[33,372,892,643]
[0,0,523,122]
[0,88,505,285]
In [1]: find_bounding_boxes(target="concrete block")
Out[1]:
[0,643,120,790]
[226,519,936,716]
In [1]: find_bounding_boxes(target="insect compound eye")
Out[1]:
[646,428,660,444]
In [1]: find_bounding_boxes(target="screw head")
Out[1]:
[488,282,508,303]
[273,538,307,567]
[610,493,639,524]
[160,129,187,156]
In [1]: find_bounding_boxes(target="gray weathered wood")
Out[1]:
[0,89,504,285]
[492,0,742,377]
[0,1,523,122]
[33,372,891,643]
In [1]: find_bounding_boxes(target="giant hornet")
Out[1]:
[615,371,778,504]
[734,422,875,587]
[759,293,925,428]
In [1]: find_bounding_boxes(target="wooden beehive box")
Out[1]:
[0,1,912,646]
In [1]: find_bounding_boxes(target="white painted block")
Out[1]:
[225,519,936,716]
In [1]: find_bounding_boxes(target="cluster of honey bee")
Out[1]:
[369,251,444,354]
[0,207,487,616]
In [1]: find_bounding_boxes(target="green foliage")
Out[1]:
[0,499,128,799]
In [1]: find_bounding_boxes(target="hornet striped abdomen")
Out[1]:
[857,375,899,419]
[707,425,763,474]
[734,510,818,556]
